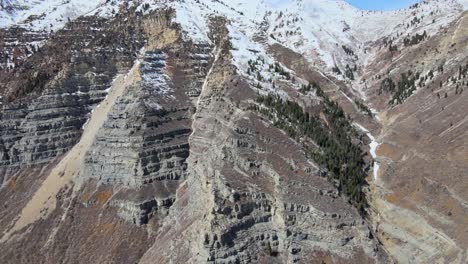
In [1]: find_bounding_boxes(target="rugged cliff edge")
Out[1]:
[0,1,466,263]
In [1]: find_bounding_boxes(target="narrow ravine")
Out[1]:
[357,111,463,263]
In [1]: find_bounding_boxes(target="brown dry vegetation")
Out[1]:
[367,12,468,263]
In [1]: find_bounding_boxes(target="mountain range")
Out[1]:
[0,0,467,263]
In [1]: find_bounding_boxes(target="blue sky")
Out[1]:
[347,0,421,10]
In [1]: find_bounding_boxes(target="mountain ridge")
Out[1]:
[0,0,466,263]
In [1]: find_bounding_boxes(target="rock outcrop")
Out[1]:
[0,1,466,264]
[0,14,144,184]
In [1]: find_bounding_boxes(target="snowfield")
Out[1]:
[353,122,381,181]
[1,0,466,85]
[153,0,465,75]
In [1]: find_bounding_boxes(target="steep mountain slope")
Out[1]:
[0,0,105,30]
[0,0,466,263]
[362,11,468,263]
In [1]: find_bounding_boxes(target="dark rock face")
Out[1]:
[0,15,144,183]
[5,2,465,263]
[0,8,390,263]
[84,51,192,188]
[0,10,157,263]
[82,42,214,225]
[0,26,49,71]
[131,15,389,262]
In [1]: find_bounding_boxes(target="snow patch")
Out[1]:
[1,0,107,31]
[458,0,468,9]
[353,122,380,181]
[171,0,211,43]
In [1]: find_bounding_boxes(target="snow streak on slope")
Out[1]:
[154,0,465,73]
[354,123,380,181]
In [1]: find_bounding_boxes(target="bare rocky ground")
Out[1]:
[0,9,388,264]
[362,12,468,264]
[0,3,466,264]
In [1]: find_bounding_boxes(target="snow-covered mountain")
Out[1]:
[1,0,465,72]
[0,1,467,263]
[0,0,106,30]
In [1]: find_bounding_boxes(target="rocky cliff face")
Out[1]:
[0,13,144,183]
[138,28,388,262]
[0,1,466,263]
